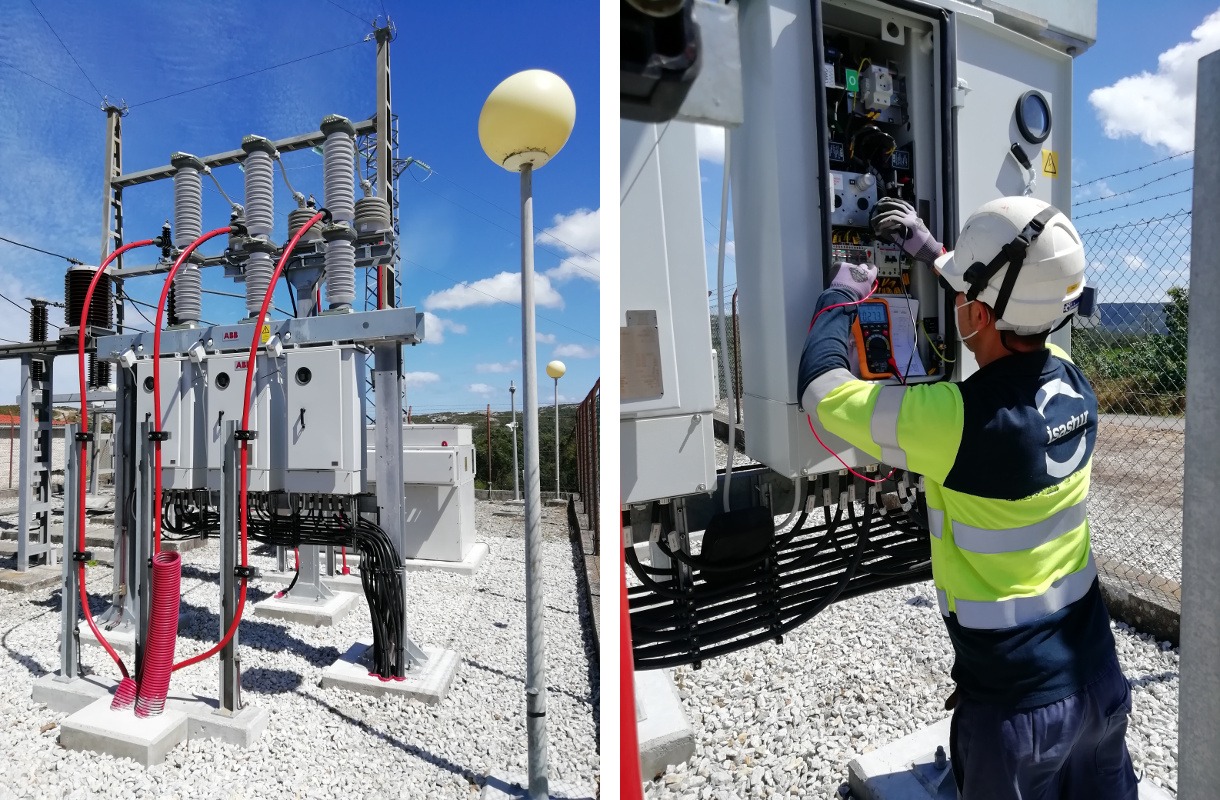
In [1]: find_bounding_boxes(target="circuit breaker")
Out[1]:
[203,353,285,492]
[134,357,206,489]
[282,345,365,494]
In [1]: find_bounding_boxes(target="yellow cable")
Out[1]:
[919,318,955,363]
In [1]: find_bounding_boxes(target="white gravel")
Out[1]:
[637,434,1181,799]
[642,582,1179,799]
[0,499,599,798]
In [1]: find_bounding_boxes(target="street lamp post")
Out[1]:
[509,380,520,502]
[479,69,575,800]
[545,360,565,499]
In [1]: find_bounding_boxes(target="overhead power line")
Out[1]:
[0,234,84,264]
[1073,166,1193,207]
[1073,150,1193,190]
[129,38,371,109]
[0,58,93,108]
[28,0,105,101]
[322,0,373,25]
[1073,187,1193,220]
[0,291,61,330]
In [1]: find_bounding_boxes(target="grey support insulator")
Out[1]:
[322,223,357,309]
[243,248,275,315]
[354,195,392,235]
[320,115,357,225]
[173,263,203,324]
[171,153,205,249]
[289,207,323,242]
[241,136,276,239]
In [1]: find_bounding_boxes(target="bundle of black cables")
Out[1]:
[160,490,218,540]
[244,494,407,678]
[627,486,933,670]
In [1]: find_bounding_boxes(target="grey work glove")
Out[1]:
[871,197,944,264]
[829,260,878,299]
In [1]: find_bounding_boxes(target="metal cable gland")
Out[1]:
[319,114,357,138]
[169,152,205,172]
[321,222,357,243]
[240,135,275,156]
[354,195,392,235]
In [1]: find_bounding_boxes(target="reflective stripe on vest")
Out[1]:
[927,506,944,540]
[950,498,1087,555]
[944,554,1097,629]
[869,386,908,469]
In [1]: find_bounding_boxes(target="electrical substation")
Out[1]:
[617,2,1183,798]
[0,19,555,777]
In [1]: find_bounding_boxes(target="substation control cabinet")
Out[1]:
[367,424,477,563]
[619,120,718,505]
[728,0,1075,479]
[203,353,286,492]
[135,357,206,489]
[282,345,366,495]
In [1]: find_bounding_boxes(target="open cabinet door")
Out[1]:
[950,10,1075,366]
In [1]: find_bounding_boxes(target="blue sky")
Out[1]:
[0,1,599,412]
[697,1,1218,307]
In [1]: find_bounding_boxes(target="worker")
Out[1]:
[797,196,1136,799]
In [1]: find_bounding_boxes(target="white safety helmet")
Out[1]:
[934,197,1086,334]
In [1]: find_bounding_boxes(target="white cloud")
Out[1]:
[536,332,557,344]
[1089,9,1220,150]
[476,360,520,373]
[696,124,725,163]
[421,311,468,345]
[468,383,495,395]
[553,343,599,359]
[725,240,736,260]
[1123,254,1147,271]
[405,372,440,386]
[1072,180,1117,202]
[423,271,564,311]
[539,208,600,283]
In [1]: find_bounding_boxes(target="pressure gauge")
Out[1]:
[1015,90,1052,144]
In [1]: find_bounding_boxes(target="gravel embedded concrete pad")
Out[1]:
[60,697,188,767]
[3,498,598,798]
[75,621,136,653]
[322,643,459,704]
[480,772,596,799]
[635,669,696,780]
[0,564,61,592]
[403,541,490,575]
[252,589,356,626]
[32,673,114,714]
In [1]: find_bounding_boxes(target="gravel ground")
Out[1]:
[643,584,1179,799]
[0,499,599,798]
[637,427,1181,799]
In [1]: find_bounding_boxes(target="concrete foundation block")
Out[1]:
[60,697,188,767]
[321,642,460,705]
[480,773,596,799]
[252,591,356,626]
[403,542,489,576]
[75,622,136,653]
[847,717,1175,800]
[32,673,116,714]
[635,669,697,780]
[0,564,61,592]
[164,696,268,747]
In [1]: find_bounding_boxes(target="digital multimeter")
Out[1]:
[850,299,894,379]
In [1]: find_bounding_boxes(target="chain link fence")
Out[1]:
[1073,210,1190,607]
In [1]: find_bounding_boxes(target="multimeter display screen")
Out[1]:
[858,303,887,325]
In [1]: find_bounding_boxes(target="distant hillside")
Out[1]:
[1078,302,1168,335]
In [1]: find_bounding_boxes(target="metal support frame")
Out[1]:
[16,354,55,571]
[101,105,126,334]
[58,423,80,681]
[219,421,241,713]
[134,422,154,674]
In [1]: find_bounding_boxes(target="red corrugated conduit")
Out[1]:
[134,551,182,717]
[76,237,157,710]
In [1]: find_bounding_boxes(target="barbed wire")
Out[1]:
[1073,187,1193,220]
[1073,166,1193,207]
[1073,149,1193,189]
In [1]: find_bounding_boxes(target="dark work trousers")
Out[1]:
[949,659,1139,800]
